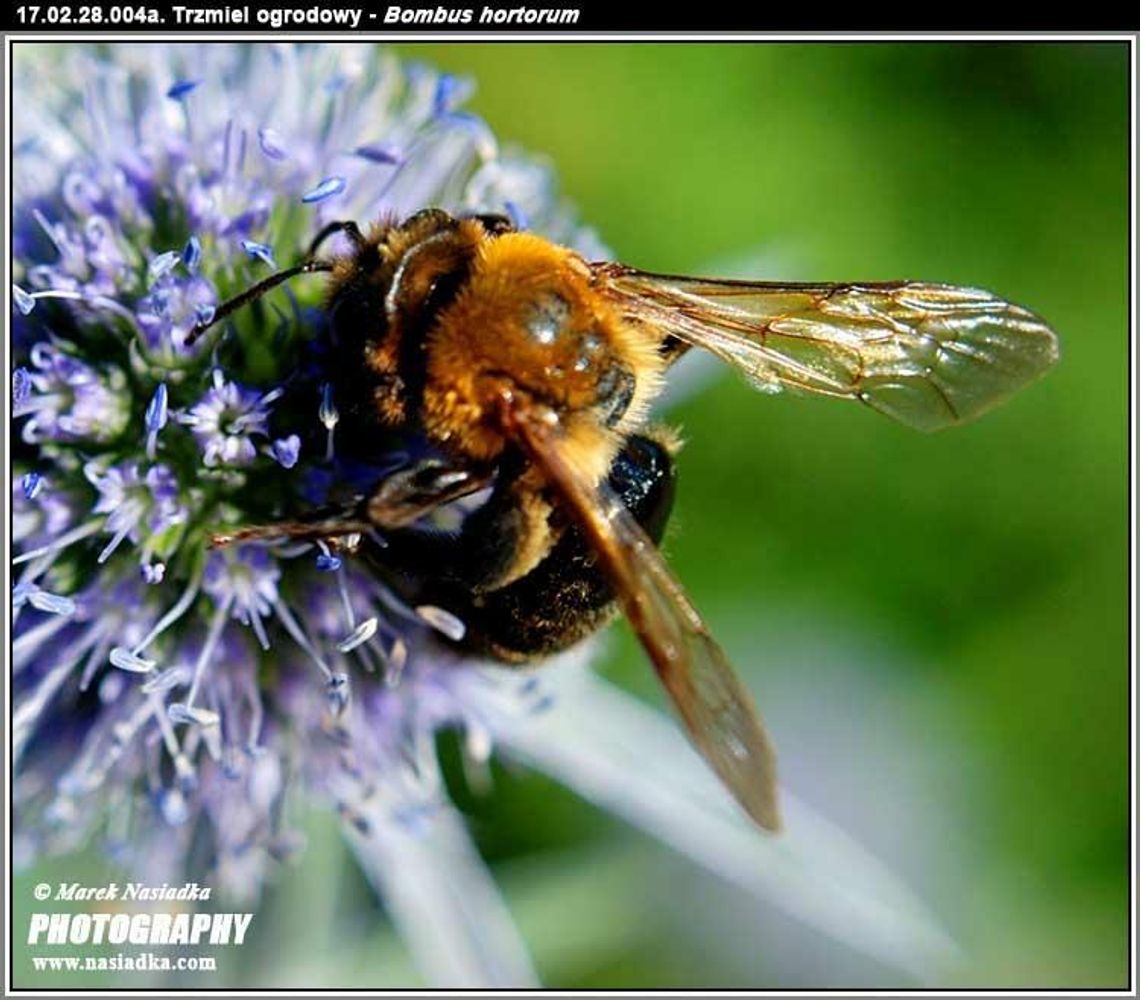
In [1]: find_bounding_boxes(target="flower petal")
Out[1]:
[343,799,539,988]
[476,663,962,981]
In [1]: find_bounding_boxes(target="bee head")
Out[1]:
[326,210,503,426]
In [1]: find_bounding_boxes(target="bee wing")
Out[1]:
[595,265,1060,431]
[506,403,781,831]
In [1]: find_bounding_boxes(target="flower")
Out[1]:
[180,371,280,468]
[10,42,955,987]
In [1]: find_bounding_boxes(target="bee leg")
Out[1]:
[210,459,490,552]
[374,433,679,661]
[208,505,371,548]
[356,451,535,595]
[365,459,493,529]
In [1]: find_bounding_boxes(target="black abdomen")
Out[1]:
[365,434,677,661]
[460,434,676,659]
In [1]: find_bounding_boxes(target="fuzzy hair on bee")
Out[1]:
[188,207,1060,834]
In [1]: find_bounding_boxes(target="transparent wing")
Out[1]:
[507,404,781,831]
[596,265,1060,431]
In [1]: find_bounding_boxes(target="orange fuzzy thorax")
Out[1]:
[421,232,665,480]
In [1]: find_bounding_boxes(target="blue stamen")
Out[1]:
[241,240,276,268]
[301,176,347,204]
[181,235,201,273]
[110,648,157,673]
[319,383,338,429]
[22,472,43,500]
[337,617,378,653]
[433,74,463,116]
[271,435,300,469]
[416,604,466,642]
[166,80,200,100]
[316,553,342,573]
[505,200,529,230]
[319,382,339,461]
[257,127,288,161]
[354,144,401,165]
[13,583,77,617]
[13,284,36,315]
[146,382,169,433]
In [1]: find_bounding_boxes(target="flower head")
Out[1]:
[180,370,279,468]
[11,43,953,987]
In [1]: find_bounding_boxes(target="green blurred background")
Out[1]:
[13,41,1130,989]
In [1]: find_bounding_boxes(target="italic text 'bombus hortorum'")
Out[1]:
[186,208,1060,831]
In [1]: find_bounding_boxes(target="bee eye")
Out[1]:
[526,293,570,346]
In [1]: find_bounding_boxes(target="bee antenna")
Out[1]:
[184,257,335,347]
[306,219,366,257]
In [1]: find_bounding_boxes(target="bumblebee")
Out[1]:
[188,208,1060,832]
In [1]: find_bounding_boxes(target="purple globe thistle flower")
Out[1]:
[10,43,955,987]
